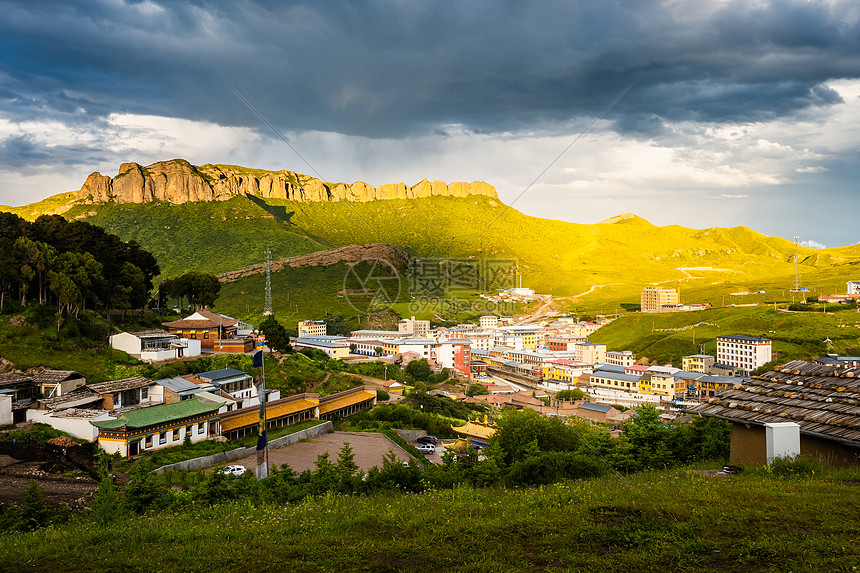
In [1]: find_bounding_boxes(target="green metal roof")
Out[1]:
[92,398,220,430]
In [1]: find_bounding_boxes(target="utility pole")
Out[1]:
[263,249,273,317]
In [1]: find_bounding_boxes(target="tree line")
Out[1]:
[0,212,160,318]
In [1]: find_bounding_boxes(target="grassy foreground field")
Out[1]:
[2,468,858,572]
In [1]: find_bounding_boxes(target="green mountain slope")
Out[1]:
[8,162,860,323]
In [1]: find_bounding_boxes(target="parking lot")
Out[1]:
[230,431,416,473]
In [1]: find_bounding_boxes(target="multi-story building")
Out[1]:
[434,339,472,379]
[298,320,327,337]
[640,286,680,313]
[545,334,587,352]
[682,354,716,373]
[573,341,606,364]
[542,359,593,384]
[398,316,431,338]
[571,322,602,337]
[605,350,636,367]
[479,315,499,329]
[848,281,860,295]
[716,335,772,374]
[463,330,495,351]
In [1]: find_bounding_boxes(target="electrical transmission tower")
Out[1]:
[263,249,273,316]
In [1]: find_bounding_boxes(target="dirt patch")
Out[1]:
[0,440,98,508]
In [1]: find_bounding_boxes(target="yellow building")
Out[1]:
[641,286,679,313]
[298,320,327,337]
[453,416,497,447]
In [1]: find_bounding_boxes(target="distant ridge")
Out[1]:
[74,159,498,205]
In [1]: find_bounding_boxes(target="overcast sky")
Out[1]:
[1,0,859,247]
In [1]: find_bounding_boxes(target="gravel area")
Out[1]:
[230,431,411,473]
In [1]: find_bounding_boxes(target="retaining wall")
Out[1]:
[153,421,333,474]
[394,429,427,444]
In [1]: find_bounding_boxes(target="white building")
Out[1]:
[293,337,350,359]
[109,330,200,362]
[605,350,636,367]
[848,281,860,295]
[716,335,772,374]
[479,315,499,329]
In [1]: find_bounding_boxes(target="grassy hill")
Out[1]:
[8,171,860,329]
[2,467,858,571]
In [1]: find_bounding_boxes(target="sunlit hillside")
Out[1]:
[7,178,860,324]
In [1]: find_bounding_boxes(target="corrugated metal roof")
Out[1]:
[689,360,860,446]
[579,402,612,413]
[92,398,220,430]
[155,376,200,394]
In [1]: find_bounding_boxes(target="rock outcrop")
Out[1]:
[216,243,410,284]
[75,159,498,205]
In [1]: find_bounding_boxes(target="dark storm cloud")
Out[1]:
[1,0,859,140]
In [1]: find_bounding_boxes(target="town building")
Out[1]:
[848,281,860,295]
[184,368,258,408]
[293,337,351,359]
[435,339,472,379]
[92,396,223,457]
[716,335,772,374]
[545,334,587,352]
[453,417,497,448]
[0,372,38,423]
[162,309,253,352]
[87,376,158,410]
[573,341,606,364]
[605,350,636,367]
[33,370,86,399]
[110,329,201,362]
[479,315,499,329]
[349,329,413,341]
[298,320,327,337]
[682,354,716,373]
[641,286,680,312]
[398,315,430,337]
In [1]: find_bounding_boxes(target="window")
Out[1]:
[198,422,205,434]
[145,435,153,448]
[159,432,166,445]
[173,429,180,441]
[140,387,149,401]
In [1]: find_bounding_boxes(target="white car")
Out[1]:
[220,464,248,477]
[416,443,435,454]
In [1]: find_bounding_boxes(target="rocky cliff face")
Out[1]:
[75,159,498,204]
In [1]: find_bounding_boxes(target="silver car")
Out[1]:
[416,443,435,454]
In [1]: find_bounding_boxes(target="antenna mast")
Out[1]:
[263,249,273,316]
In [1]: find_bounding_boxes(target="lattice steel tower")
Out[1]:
[263,249,273,316]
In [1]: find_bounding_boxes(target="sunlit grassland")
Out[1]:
[2,468,858,572]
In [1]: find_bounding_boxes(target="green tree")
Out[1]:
[259,316,290,352]
[555,388,586,401]
[19,480,52,532]
[487,409,581,467]
[405,359,431,382]
[466,383,489,397]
